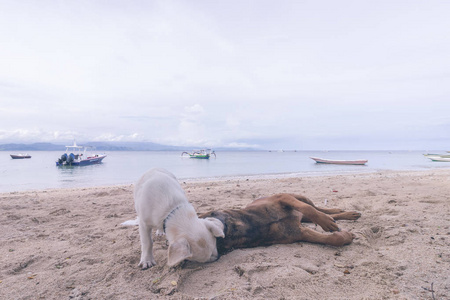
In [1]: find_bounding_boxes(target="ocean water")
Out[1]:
[0,150,448,193]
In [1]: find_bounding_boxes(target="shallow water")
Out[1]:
[1,150,448,193]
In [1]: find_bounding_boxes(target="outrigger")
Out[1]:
[181,149,216,159]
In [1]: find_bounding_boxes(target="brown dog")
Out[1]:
[200,193,361,256]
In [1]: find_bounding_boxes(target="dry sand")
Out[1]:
[1,170,449,299]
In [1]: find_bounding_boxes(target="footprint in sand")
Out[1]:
[354,226,383,247]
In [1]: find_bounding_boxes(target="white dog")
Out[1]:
[130,168,224,269]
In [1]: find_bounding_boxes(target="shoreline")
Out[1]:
[180,167,449,182]
[2,167,448,195]
[1,169,449,299]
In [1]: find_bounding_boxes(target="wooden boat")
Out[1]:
[56,142,106,166]
[310,157,368,165]
[424,153,450,157]
[427,157,450,162]
[10,153,31,159]
[181,149,216,159]
[424,154,450,162]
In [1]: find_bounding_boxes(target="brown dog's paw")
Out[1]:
[345,211,361,220]
[330,231,354,246]
[318,214,339,232]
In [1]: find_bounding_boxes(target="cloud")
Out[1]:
[184,104,205,115]
[0,1,449,150]
[172,104,207,146]
[0,129,79,143]
[91,133,145,142]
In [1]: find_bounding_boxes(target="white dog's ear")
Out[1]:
[204,217,225,238]
[167,237,193,266]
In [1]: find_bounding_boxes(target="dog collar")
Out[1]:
[163,204,185,233]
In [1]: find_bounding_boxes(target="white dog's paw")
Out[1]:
[138,258,156,270]
[155,229,165,237]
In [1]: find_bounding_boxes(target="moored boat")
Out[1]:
[427,157,450,162]
[423,153,450,162]
[10,153,31,159]
[310,157,368,165]
[181,149,216,159]
[56,142,106,166]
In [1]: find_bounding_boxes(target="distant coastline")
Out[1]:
[0,142,179,151]
[1,142,442,152]
[0,142,257,151]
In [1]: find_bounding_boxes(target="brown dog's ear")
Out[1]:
[167,237,193,266]
[204,217,225,238]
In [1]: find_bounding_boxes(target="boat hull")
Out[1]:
[189,154,210,159]
[310,157,368,165]
[428,157,450,162]
[56,155,106,166]
[10,155,31,159]
[424,154,450,162]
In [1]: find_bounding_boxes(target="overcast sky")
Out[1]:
[1,1,449,150]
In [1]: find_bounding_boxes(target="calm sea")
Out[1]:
[0,150,448,193]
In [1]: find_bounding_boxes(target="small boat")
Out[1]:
[424,154,450,162]
[56,142,106,166]
[310,157,368,165]
[10,153,31,159]
[181,149,216,159]
[427,157,450,162]
[424,153,450,158]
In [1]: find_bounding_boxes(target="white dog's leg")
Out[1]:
[138,222,156,269]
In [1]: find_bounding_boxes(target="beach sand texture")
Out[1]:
[1,170,449,299]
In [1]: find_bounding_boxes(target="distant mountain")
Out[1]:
[0,141,224,151]
[0,143,65,151]
[85,142,186,151]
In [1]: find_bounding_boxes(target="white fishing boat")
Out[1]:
[56,142,106,166]
[310,157,368,165]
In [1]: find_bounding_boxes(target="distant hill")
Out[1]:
[85,142,186,151]
[0,141,249,151]
[0,143,65,151]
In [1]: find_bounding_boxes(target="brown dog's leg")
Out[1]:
[278,194,340,232]
[291,194,344,214]
[299,226,354,246]
[330,211,361,221]
[291,194,361,222]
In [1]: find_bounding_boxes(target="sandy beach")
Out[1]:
[1,169,449,299]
